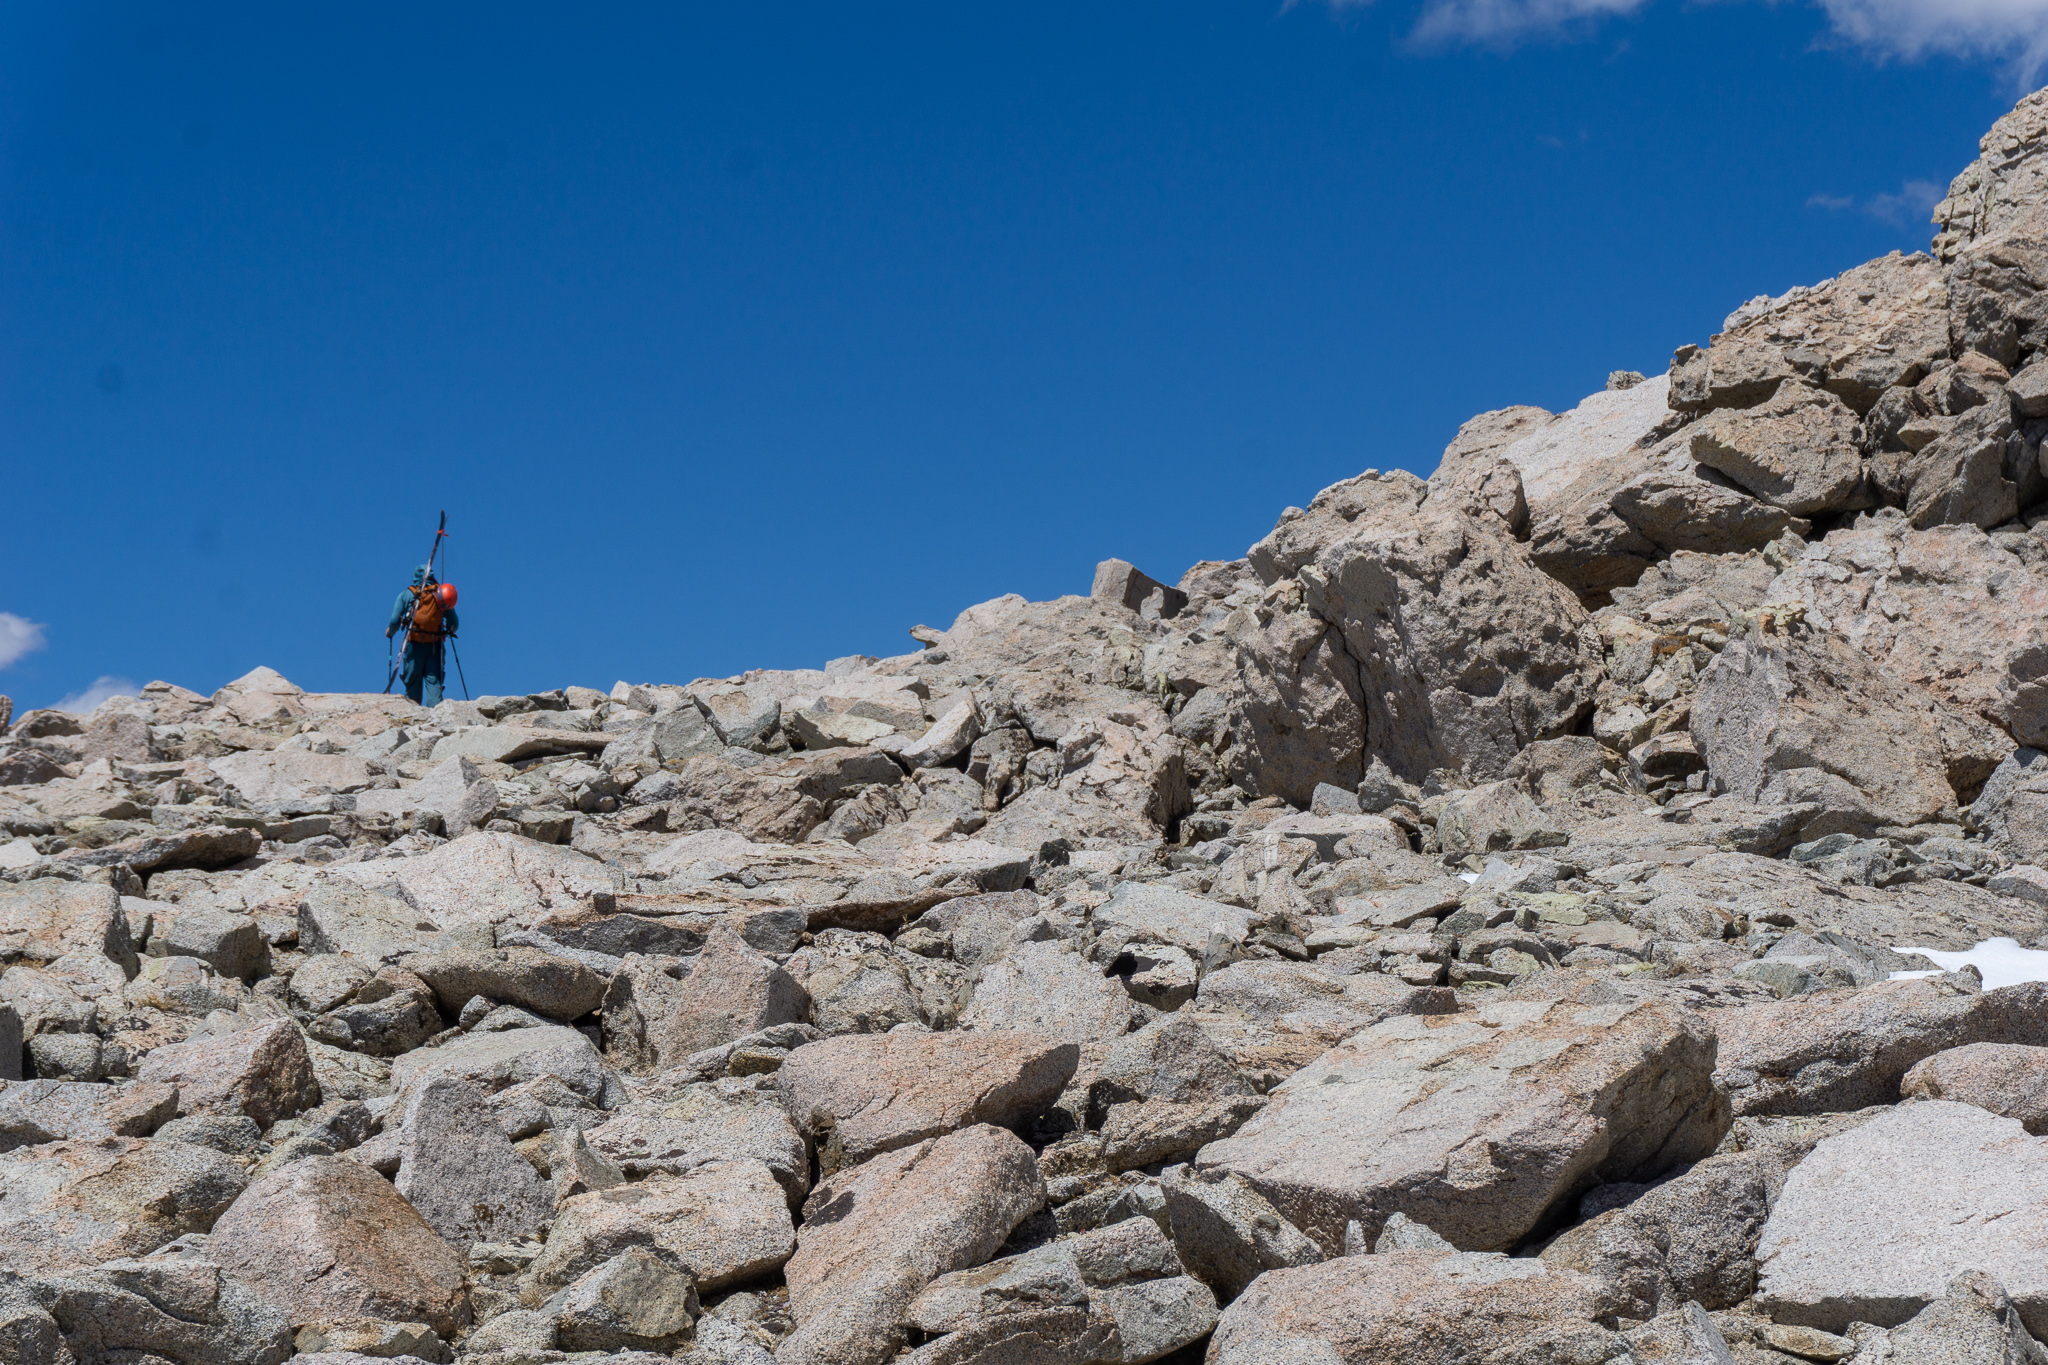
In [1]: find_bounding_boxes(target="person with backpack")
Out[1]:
[386,564,459,706]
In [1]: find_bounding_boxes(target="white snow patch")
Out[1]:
[1889,938,2048,990]
[1458,871,1481,884]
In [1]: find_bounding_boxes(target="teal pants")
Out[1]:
[401,641,445,707]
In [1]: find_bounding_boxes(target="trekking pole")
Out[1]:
[448,635,471,701]
[383,632,398,694]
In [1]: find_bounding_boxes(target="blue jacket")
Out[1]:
[388,565,459,643]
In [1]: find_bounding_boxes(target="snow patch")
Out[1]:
[1889,938,2048,991]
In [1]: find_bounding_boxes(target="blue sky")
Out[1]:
[1,1,2041,709]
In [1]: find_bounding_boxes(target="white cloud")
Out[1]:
[1320,0,2048,71]
[1865,178,1946,223]
[1813,0,2048,74]
[1808,178,1945,224]
[51,676,139,716]
[1409,0,1647,42]
[0,614,46,670]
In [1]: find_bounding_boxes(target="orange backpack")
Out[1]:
[408,583,446,643]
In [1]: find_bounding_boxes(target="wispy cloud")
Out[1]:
[1410,0,1647,42]
[1316,0,2048,74]
[0,615,46,671]
[51,676,139,716]
[1808,178,1945,224]
[1814,0,2048,76]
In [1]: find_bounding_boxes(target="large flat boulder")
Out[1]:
[778,1124,1045,1365]
[0,1079,177,1151]
[1757,1101,2048,1335]
[0,1137,247,1276]
[778,1030,1078,1166]
[1196,996,1726,1253]
[1193,961,1457,1045]
[208,749,374,804]
[295,882,445,962]
[960,940,1135,1043]
[428,725,608,765]
[1207,1250,1627,1365]
[206,1155,470,1336]
[330,831,622,931]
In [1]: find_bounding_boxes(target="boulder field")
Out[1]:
[16,86,2048,1365]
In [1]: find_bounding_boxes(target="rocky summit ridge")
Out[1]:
[12,93,2048,1365]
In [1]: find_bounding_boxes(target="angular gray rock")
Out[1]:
[1216,589,1367,806]
[1092,558,1188,619]
[206,1155,471,1336]
[1196,996,1726,1254]
[778,1030,1077,1167]
[388,1023,611,1108]
[1157,1164,1322,1301]
[1903,1042,2048,1134]
[1881,1271,2048,1364]
[527,1157,795,1296]
[548,1247,700,1353]
[1688,380,1866,514]
[0,879,137,970]
[778,1124,1045,1365]
[904,1216,1215,1365]
[1207,1251,1627,1365]
[0,1136,248,1276]
[1692,634,1991,837]
[393,1075,553,1251]
[1936,87,2048,259]
[1757,1101,2048,1335]
[585,1080,810,1200]
[1249,471,1601,784]
[961,939,1134,1043]
[1714,978,2048,1117]
[1977,748,2048,864]
[0,1079,178,1150]
[607,926,808,1072]
[133,1020,323,1129]
[145,903,268,980]
[1541,1144,1801,1320]
[35,1256,296,1365]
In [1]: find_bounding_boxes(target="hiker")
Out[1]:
[386,564,458,706]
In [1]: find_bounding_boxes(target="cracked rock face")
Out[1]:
[14,83,2048,1365]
